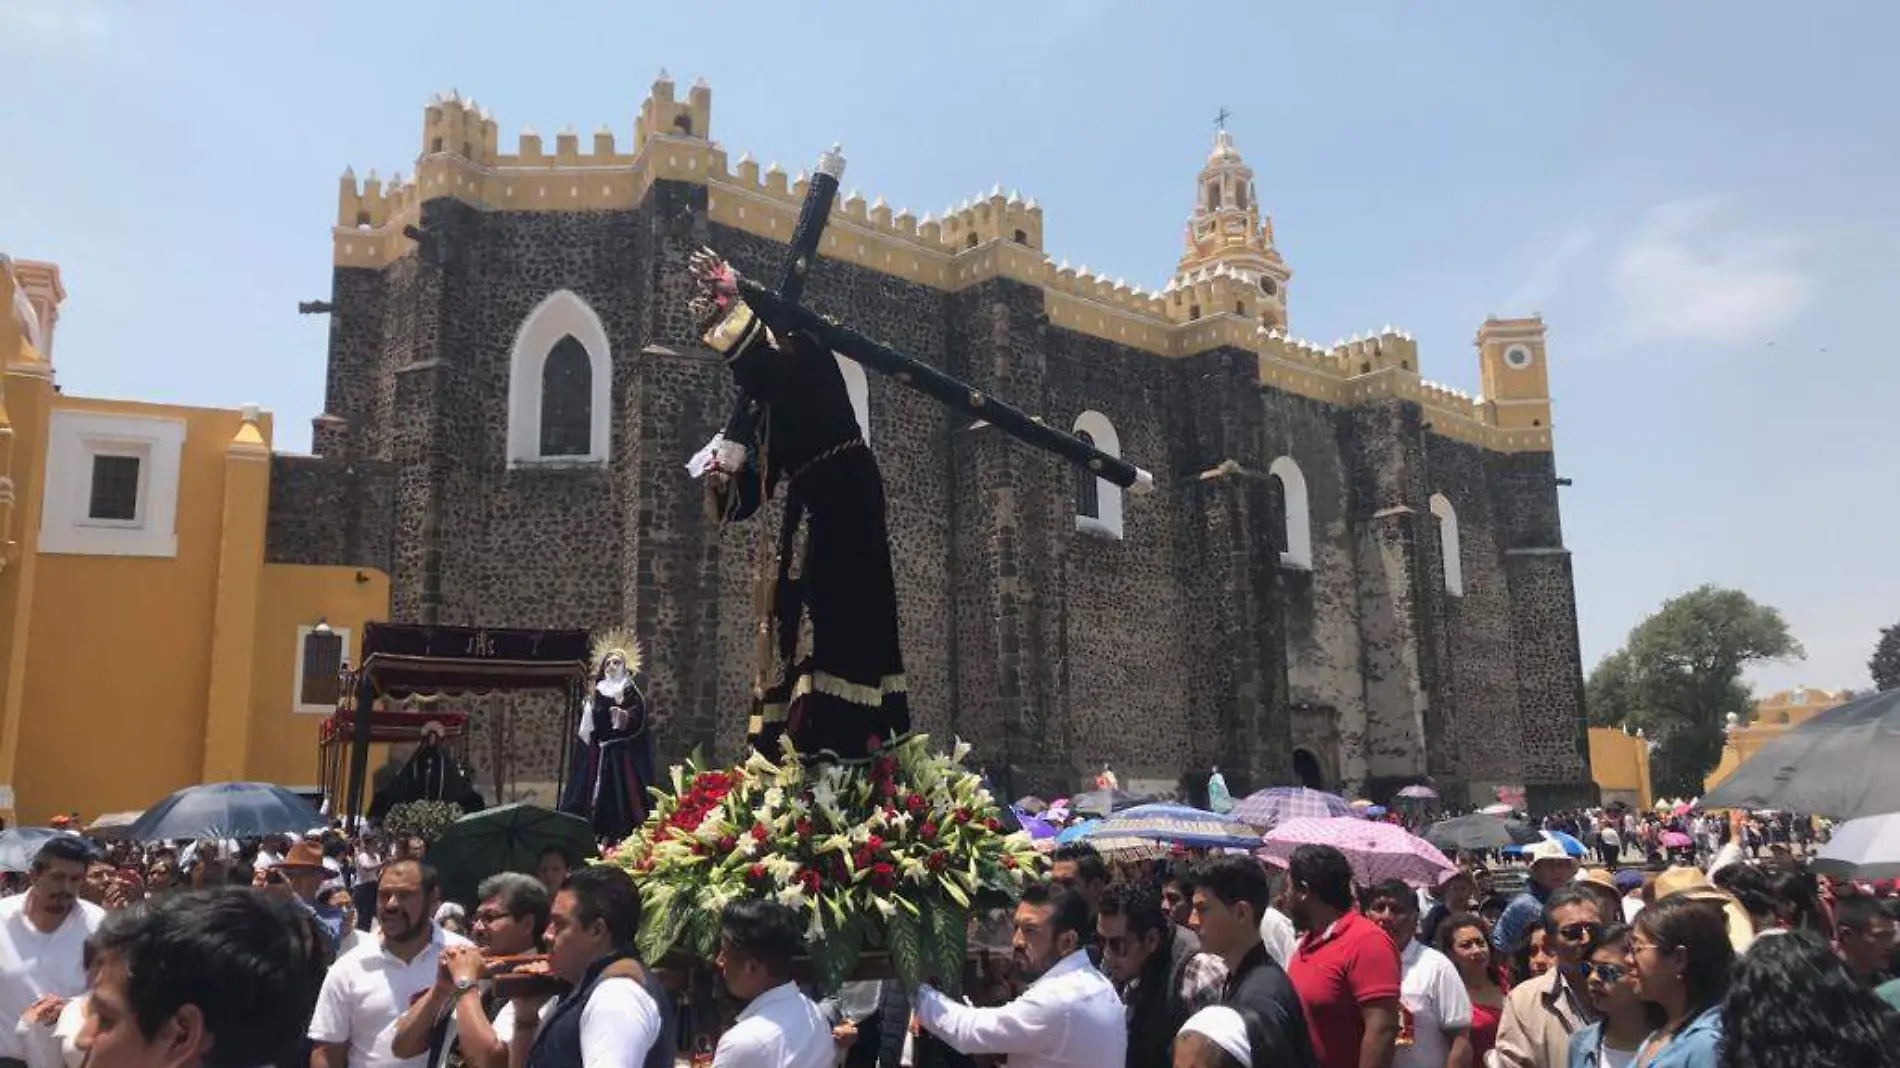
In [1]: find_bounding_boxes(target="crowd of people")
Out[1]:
[1,814,1898,1068]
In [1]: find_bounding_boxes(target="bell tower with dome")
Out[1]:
[1164,128,1293,328]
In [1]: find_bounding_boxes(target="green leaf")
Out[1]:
[811,910,865,995]
[938,873,971,909]
[928,901,969,997]
[885,903,928,991]
[636,884,686,963]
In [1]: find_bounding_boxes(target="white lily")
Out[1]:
[952,737,973,764]
[776,883,809,910]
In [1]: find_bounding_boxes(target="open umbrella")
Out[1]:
[428,803,597,906]
[1232,787,1355,830]
[127,782,323,842]
[1258,817,1456,887]
[1397,785,1439,801]
[1700,689,1900,822]
[1087,803,1262,849]
[1425,813,1542,853]
[1502,830,1588,858]
[1014,796,1048,816]
[1054,819,1101,845]
[1811,813,1900,880]
[1658,830,1693,850]
[1480,802,1516,816]
[1068,788,1151,819]
[0,828,83,873]
[84,811,145,839]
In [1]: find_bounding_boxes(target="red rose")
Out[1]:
[874,757,898,779]
[747,863,766,881]
[751,822,769,842]
[795,818,813,838]
[905,793,927,815]
[926,850,947,872]
[920,821,938,839]
[954,808,973,824]
[798,868,822,894]
[870,862,896,890]
[865,835,884,853]
[717,835,737,853]
[1002,855,1017,869]
[984,817,1002,832]
[866,734,885,753]
[880,780,896,799]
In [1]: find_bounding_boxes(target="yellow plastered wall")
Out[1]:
[1588,727,1652,810]
[245,565,389,788]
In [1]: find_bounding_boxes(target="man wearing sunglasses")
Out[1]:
[1493,886,1601,1068]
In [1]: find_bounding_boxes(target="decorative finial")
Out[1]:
[817,143,846,180]
[1215,105,1232,130]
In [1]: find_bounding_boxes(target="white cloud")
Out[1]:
[0,0,113,50]
[1609,198,1815,346]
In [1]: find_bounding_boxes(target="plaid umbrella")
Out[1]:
[1258,816,1457,887]
[1088,803,1263,849]
[1232,787,1355,830]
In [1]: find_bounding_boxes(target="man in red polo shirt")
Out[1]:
[1284,844,1401,1068]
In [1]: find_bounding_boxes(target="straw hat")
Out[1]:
[1524,839,1575,868]
[1652,866,1755,953]
[271,840,330,876]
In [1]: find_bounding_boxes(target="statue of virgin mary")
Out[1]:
[559,630,658,842]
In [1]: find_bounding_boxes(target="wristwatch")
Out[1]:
[453,976,479,996]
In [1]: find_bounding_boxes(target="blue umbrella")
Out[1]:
[1088,803,1263,849]
[1055,819,1101,845]
[0,828,84,873]
[1500,829,1588,858]
[127,782,324,842]
[1360,805,1388,818]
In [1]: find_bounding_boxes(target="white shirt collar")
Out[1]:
[737,980,803,1022]
[1025,949,1095,990]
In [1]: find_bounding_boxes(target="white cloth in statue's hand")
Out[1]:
[687,434,748,479]
[611,706,631,731]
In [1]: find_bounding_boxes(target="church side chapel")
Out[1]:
[274,74,1590,837]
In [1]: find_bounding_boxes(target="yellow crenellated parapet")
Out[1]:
[329,82,1557,454]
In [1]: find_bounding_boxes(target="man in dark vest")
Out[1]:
[518,867,675,1068]
[1098,881,1226,1068]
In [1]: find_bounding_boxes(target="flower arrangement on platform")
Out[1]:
[606,734,1041,992]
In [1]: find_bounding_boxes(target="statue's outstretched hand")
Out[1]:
[688,248,740,332]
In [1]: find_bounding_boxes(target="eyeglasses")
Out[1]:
[1558,922,1603,943]
[474,909,513,925]
[1578,961,1628,983]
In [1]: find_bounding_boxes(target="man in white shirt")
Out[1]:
[310,859,474,1068]
[391,872,551,1068]
[710,900,831,1068]
[912,881,1125,1068]
[1362,881,1471,1068]
[0,837,104,1068]
[519,867,673,1068]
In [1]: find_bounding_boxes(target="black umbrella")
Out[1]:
[1700,689,1900,821]
[429,804,596,906]
[1424,813,1543,853]
[127,782,324,842]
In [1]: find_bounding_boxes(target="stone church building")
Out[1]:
[268,76,1593,810]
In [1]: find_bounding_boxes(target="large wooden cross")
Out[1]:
[726,146,1154,494]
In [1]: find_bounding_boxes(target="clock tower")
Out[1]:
[1167,129,1292,328]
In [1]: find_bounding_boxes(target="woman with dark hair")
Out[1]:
[1767,870,1831,939]
[1627,897,1731,1067]
[1506,924,1555,986]
[1173,1004,1301,1068]
[1709,864,1778,935]
[1719,929,1900,1068]
[1435,914,1506,1064]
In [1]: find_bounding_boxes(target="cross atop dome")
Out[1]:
[1166,129,1293,328]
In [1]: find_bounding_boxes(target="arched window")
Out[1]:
[1071,411,1123,539]
[1074,430,1099,519]
[1429,492,1463,596]
[539,337,592,457]
[507,290,612,466]
[835,353,870,443]
[1267,456,1312,569]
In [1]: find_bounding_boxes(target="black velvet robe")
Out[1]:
[704,301,910,761]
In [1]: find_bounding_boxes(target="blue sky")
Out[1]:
[4,1,1895,695]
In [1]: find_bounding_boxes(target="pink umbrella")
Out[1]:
[1258,816,1457,887]
[1660,830,1693,849]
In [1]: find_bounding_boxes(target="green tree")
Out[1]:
[1870,623,1900,693]
[1584,586,1803,796]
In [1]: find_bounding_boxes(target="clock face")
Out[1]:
[1504,346,1533,369]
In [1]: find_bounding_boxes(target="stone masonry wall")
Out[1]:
[269,176,1589,804]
